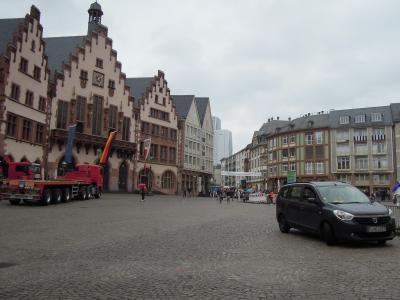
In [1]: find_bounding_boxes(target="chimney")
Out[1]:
[288,117,291,121]
[277,116,280,120]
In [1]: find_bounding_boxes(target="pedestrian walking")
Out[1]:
[138,183,147,201]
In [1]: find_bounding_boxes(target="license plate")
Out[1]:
[366,226,386,233]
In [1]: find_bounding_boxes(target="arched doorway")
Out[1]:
[161,170,175,191]
[103,162,110,191]
[118,161,128,191]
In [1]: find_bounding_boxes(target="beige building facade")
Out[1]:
[0,6,49,168]
[127,72,179,195]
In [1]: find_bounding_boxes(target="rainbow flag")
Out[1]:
[99,131,117,165]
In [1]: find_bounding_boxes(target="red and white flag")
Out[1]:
[143,138,151,169]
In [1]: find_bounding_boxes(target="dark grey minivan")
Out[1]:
[276,182,396,245]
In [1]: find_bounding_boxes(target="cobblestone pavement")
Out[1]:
[0,194,399,299]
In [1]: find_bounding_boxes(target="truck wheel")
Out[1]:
[79,187,87,200]
[86,186,92,199]
[42,189,52,206]
[94,187,101,199]
[9,199,20,205]
[52,188,62,204]
[62,188,71,203]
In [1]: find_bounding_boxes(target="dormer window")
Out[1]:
[355,115,366,123]
[339,115,350,125]
[371,113,382,122]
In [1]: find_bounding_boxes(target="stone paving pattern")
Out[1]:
[0,194,399,299]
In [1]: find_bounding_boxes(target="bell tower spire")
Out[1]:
[88,1,103,34]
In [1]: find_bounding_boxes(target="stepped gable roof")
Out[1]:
[126,77,154,103]
[0,18,24,55]
[282,113,329,132]
[44,36,86,75]
[194,97,209,125]
[329,105,392,129]
[171,95,195,119]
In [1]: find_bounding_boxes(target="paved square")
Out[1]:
[0,194,399,299]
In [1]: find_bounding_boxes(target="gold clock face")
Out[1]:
[93,71,104,87]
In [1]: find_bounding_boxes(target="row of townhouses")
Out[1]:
[0,3,213,194]
[222,104,400,196]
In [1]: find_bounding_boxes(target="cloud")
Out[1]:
[4,0,400,152]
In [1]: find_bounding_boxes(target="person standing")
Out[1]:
[138,183,147,201]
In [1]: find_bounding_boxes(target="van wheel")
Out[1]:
[52,188,62,204]
[322,223,337,246]
[42,189,52,206]
[278,215,290,233]
[62,188,71,203]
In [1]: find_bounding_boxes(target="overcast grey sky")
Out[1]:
[3,0,400,152]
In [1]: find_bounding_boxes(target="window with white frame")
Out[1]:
[373,174,389,184]
[315,131,323,144]
[354,115,366,123]
[372,142,386,154]
[371,113,382,122]
[339,115,350,124]
[373,157,388,169]
[372,128,385,136]
[315,161,324,174]
[337,156,350,170]
[282,163,288,173]
[337,174,351,183]
[356,174,369,182]
[305,133,313,145]
[355,156,368,170]
[283,136,288,145]
[290,163,296,171]
[305,162,313,174]
[290,135,296,144]
[289,148,296,157]
[354,129,367,141]
[282,149,288,158]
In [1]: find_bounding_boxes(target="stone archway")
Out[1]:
[118,161,128,191]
